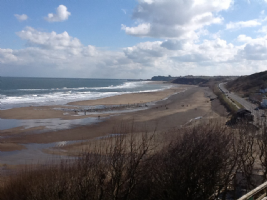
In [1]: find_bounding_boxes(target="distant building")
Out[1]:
[236,109,254,121]
[260,88,267,93]
[227,109,254,125]
[261,97,267,108]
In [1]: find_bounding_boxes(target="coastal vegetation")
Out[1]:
[151,75,176,81]
[172,76,209,85]
[227,70,267,96]
[211,81,242,114]
[151,75,234,85]
[1,121,267,200]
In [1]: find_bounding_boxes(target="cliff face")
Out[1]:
[171,77,209,85]
[226,71,267,95]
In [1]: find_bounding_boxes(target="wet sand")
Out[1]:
[0,85,225,165]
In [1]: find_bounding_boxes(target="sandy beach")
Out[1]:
[0,85,187,120]
[0,84,226,166]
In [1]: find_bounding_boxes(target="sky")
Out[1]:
[1,0,267,79]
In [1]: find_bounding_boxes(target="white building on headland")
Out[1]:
[261,97,267,108]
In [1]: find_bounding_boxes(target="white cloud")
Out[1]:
[124,41,166,64]
[45,5,71,22]
[121,23,151,36]
[241,44,267,60]
[169,38,237,63]
[14,14,28,21]
[226,20,261,30]
[237,35,252,42]
[236,34,267,60]
[122,38,241,75]
[1,27,149,78]
[122,0,231,39]
[16,27,81,50]
[1,26,267,78]
[258,25,267,33]
[0,49,18,63]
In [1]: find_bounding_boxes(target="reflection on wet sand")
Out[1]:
[0,141,81,165]
[0,117,101,132]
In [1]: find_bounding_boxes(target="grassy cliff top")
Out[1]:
[226,71,267,96]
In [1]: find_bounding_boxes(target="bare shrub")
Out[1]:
[0,121,259,200]
[257,125,267,182]
[0,122,157,200]
[142,122,235,200]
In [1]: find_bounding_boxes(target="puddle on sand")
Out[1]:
[0,134,125,165]
[0,117,101,131]
[0,135,122,165]
[0,141,82,165]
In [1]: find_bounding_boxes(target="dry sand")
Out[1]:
[0,85,226,165]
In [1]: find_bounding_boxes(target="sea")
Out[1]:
[0,77,172,164]
[0,77,171,110]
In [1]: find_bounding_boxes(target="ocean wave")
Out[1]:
[15,81,147,92]
[0,81,171,110]
[0,91,121,109]
[0,94,6,99]
[91,81,149,90]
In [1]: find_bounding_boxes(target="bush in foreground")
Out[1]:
[0,122,262,200]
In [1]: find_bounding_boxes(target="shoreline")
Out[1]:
[0,85,226,165]
[0,84,191,146]
[0,84,187,120]
[0,80,169,112]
